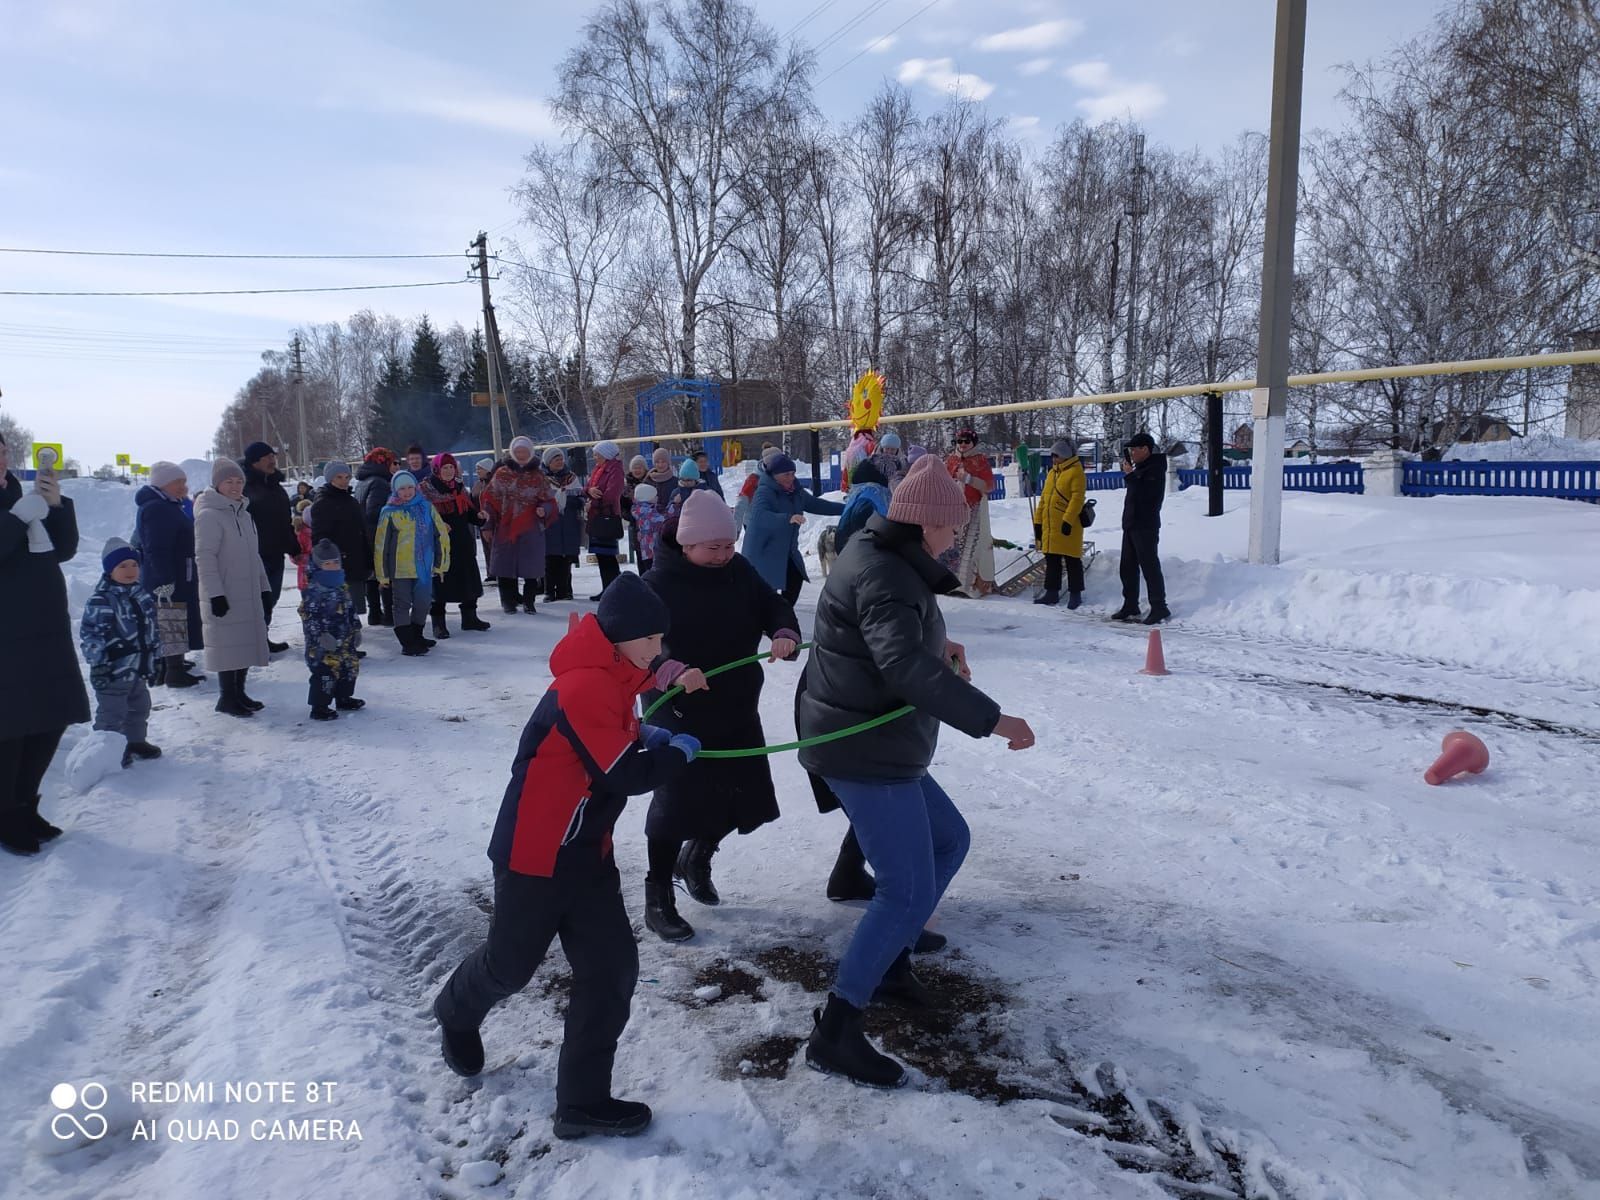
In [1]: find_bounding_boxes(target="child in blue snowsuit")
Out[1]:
[300,539,364,721]
[80,537,162,768]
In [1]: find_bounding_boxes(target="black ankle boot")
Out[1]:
[460,605,492,632]
[433,995,484,1076]
[805,994,905,1088]
[215,670,254,718]
[238,670,264,711]
[872,948,938,1009]
[675,840,721,906]
[552,1098,652,1140]
[27,796,62,842]
[164,656,201,688]
[827,830,875,901]
[643,881,694,942]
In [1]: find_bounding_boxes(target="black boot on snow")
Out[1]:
[434,1001,485,1077]
[872,948,939,1009]
[215,671,255,718]
[397,626,430,657]
[459,605,492,632]
[28,797,62,843]
[1033,589,1060,606]
[431,616,450,639]
[913,928,947,954]
[805,994,905,1088]
[415,624,437,648]
[0,809,42,856]
[675,840,721,906]
[827,831,876,902]
[164,657,201,688]
[126,741,162,762]
[1110,604,1141,622]
[1143,605,1171,625]
[1066,592,1083,610]
[552,1098,652,1140]
[644,881,694,942]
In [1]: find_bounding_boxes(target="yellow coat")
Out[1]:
[1038,457,1087,558]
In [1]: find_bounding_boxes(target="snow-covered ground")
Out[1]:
[3,478,1598,1199]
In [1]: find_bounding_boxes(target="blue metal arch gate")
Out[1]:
[635,377,722,471]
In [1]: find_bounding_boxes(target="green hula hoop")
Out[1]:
[642,641,915,759]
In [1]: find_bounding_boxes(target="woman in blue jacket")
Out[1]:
[741,454,843,604]
[132,462,204,687]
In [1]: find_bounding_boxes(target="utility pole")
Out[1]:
[1123,132,1147,445]
[1246,0,1307,565]
[291,333,308,474]
[472,232,505,460]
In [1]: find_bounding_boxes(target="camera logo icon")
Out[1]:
[50,1082,109,1141]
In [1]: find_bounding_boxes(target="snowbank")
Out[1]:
[1440,432,1600,462]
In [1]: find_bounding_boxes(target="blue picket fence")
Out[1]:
[1402,460,1600,502]
[1173,463,1365,495]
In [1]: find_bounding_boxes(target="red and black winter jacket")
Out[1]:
[488,613,689,877]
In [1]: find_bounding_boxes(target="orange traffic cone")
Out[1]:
[1138,629,1170,676]
[1424,730,1489,785]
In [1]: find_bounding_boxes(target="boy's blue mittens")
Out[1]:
[640,724,672,750]
[669,733,701,762]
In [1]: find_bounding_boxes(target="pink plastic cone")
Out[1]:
[1138,629,1170,676]
[1424,731,1489,785]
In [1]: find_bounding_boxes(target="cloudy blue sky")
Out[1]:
[0,0,1440,468]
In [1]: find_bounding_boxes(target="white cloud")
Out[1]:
[1063,60,1113,90]
[1007,114,1043,139]
[896,58,995,102]
[1018,57,1054,76]
[862,33,898,54]
[1062,59,1166,123]
[975,19,1083,53]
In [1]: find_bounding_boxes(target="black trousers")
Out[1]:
[1119,528,1166,608]
[0,729,66,815]
[262,556,286,626]
[498,578,543,610]
[436,865,638,1107]
[782,560,805,608]
[543,555,574,599]
[1043,553,1085,594]
[597,555,621,589]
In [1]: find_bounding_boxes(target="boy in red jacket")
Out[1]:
[433,573,702,1140]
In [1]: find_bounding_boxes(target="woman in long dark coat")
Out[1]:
[420,452,490,636]
[0,435,90,855]
[354,448,396,624]
[133,461,204,687]
[540,447,585,602]
[638,491,800,942]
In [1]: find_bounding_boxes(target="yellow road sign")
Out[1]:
[115,453,131,467]
[32,443,64,470]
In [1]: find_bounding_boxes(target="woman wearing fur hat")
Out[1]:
[420,453,491,636]
[638,491,801,942]
[195,458,273,717]
[0,433,90,854]
[542,448,586,602]
[482,437,558,614]
[795,454,1034,1087]
[942,430,997,597]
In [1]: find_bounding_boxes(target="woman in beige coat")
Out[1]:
[195,459,271,717]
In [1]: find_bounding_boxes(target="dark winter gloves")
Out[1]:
[211,596,230,618]
[640,725,672,751]
[669,733,701,762]
[1061,521,1072,536]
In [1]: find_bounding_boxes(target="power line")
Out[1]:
[0,247,466,261]
[816,0,943,86]
[811,0,895,58]
[784,0,842,40]
[0,279,474,297]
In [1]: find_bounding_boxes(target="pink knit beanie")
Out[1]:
[675,489,737,544]
[887,454,969,529]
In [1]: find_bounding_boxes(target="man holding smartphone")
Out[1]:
[1112,433,1170,624]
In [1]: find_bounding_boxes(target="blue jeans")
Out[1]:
[823,774,971,1009]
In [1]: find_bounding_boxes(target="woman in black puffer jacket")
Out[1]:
[794,454,1033,1089]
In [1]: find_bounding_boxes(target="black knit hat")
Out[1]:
[851,458,888,488]
[243,440,275,466]
[595,573,670,643]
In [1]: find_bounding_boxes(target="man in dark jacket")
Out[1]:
[1112,432,1170,625]
[133,463,204,687]
[353,450,395,624]
[240,442,297,651]
[309,460,371,588]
